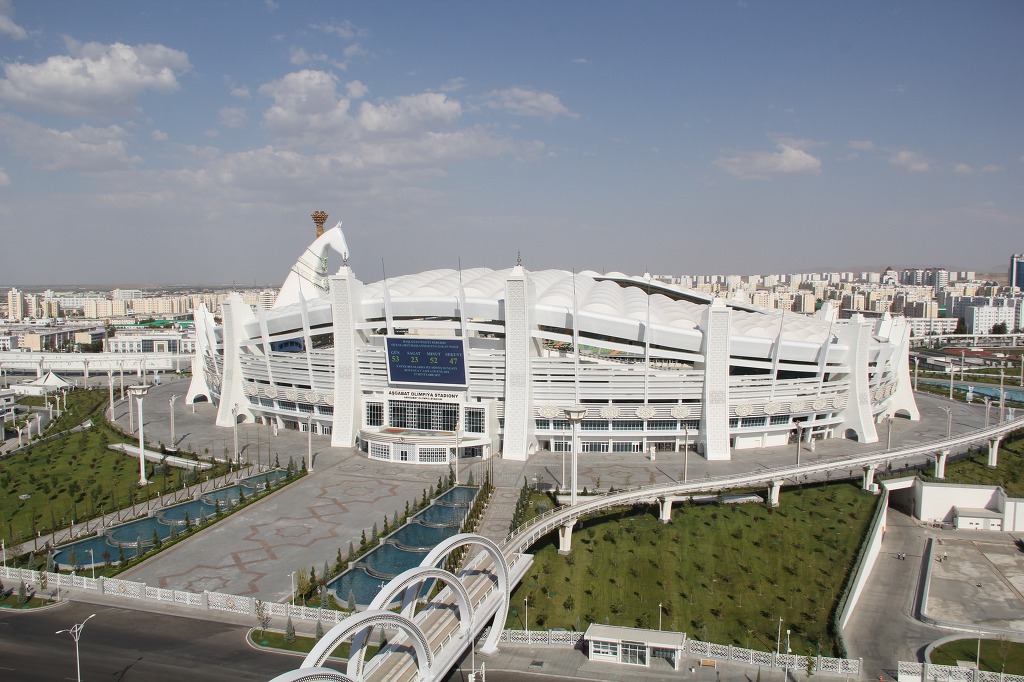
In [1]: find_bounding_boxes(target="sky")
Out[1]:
[1,1,1023,287]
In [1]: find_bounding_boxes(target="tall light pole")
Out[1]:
[886,415,894,450]
[941,406,953,439]
[87,548,95,579]
[289,571,296,606]
[107,371,114,418]
[795,422,804,466]
[524,596,529,634]
[563,407,587,506]
[231,404,239,466]
[776,616,782,655]
[948,363,954,400]
[126,385,151,485]
[168,394,177,451]
[56,613,96,682]
[1000,369,1006,423]
[984,396,991,428]
[914,356,919,391]
[784,629,792,682]
[560,425,567,492]
[306,414,313,473]
[658,602,662,631]
[683,428,690,483]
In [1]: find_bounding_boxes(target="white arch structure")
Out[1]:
[298,609,433,680]
[347,565,474,681]
[419,533,509,655]
[267,670,355,682]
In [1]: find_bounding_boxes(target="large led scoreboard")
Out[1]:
[385,337,467,387]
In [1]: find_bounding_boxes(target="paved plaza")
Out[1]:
[12,374,1023,680]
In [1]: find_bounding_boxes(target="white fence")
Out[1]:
[0,565,347,624]
[500,629,860,676]
[899,661,1024,682]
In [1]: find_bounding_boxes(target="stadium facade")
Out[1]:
[186,223,919,464]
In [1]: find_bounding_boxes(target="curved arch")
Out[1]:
[420,533,509,654]
[268,668,355,682]
[347,566,474,681]
[301,609,433,679]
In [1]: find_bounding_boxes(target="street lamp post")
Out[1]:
[168,394,177,451]
[886,415,894,450]
[306,414,313,473]
[784,629,792,681]
[658,602,662,631]
[289,571,296,607]
[914,356,919,391]
[87,548,95,579]
[563,407,587,506]
[231,404,239,466]
[941,406,953,439]
[795,422,804,466]
[524,597,529,634]
[776,616,782,655]
[948,363,954,401]
[1000,369,1006,423]
[126,385,151,485]
[683,428,690,483]
[107,371,114,418]
[984,396,991,428]
[56,613,96,682]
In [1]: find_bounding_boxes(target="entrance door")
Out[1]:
[397,445,413,462]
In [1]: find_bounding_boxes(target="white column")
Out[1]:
[557,521,575,555]
[502,266,536,460]
[768,480,782,507]
[700,299,732,460]
[834,316,879,444]
[215,296,254,428]
[862,464,877,492]
[934,450,949,479]
[137,395,147,484]
[658,497,673,524]
[988,438,1001,468]
[330,267,362,448]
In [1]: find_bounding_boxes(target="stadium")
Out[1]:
[186,221,919,464]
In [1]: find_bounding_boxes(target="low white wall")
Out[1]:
[839,488,889,632]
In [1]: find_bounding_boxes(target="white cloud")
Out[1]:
[358,93,461,133]
[151,129,168,141]
[0,113,140,171]
[953,162,1002,175]
[848,140,875,151]
[571,58,589,65]
[264,0,278,10]
[713,143,822,180]
[230,86,251,99]
[889,84,907,95]
[259,69,352,142]
[481,87,578,119]
[0,0,26,39]
[346,80,368,99]
[438,77,466,93]
[0,41,190,119]
[889,150,930,173]
[0,167,9,186]
[219,106,247,129]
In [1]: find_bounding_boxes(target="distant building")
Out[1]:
[6,288,25,322]
[1010,253,1024,291]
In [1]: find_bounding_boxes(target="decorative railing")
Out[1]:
[899,661,1024,682]
[499,629,860,675]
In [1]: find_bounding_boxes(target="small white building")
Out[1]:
[584,624,687,669]
[886,477,1024,531]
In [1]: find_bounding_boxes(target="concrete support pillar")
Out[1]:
[862,464,877,492]
[988,437,1002,468]
[557,521,575,555]
[768,480,782,507]
[658,497,673,524]
[934,449,949,479]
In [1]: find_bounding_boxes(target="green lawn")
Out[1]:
[509,482,877,657]
[931,431,1024,496]
[250,628,378,659]
[931,638,1024,674]
[1,388,230,549]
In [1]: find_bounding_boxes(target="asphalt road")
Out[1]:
[0,602,299,681]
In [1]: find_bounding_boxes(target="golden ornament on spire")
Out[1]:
[311,210,328,238]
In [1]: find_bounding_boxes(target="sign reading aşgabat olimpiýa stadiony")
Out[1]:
[385,337,467,387]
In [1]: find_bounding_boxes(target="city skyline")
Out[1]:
[1,1,1023,285]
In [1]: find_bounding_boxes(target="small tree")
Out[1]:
[17,580,27,605]
[806,652,816,678]
[254,600,270,638]
[284,615,296,644]
[315,618,324,640]
[348,590,356,612]
[296,572,311,605]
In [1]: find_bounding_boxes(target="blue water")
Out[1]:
[51,470,288,569]
[920,379,1024,403]
[327,485,479,607]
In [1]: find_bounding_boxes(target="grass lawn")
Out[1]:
[250,628,378,659]
[508,482,878,657]
[1,388,231,548]
[0,586,51,610]
[930,431,1024,496]
[931,638,1024,674]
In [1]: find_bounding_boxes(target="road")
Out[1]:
[0,601,298,681]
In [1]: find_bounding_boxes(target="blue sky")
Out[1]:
[1,1,1022,286]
